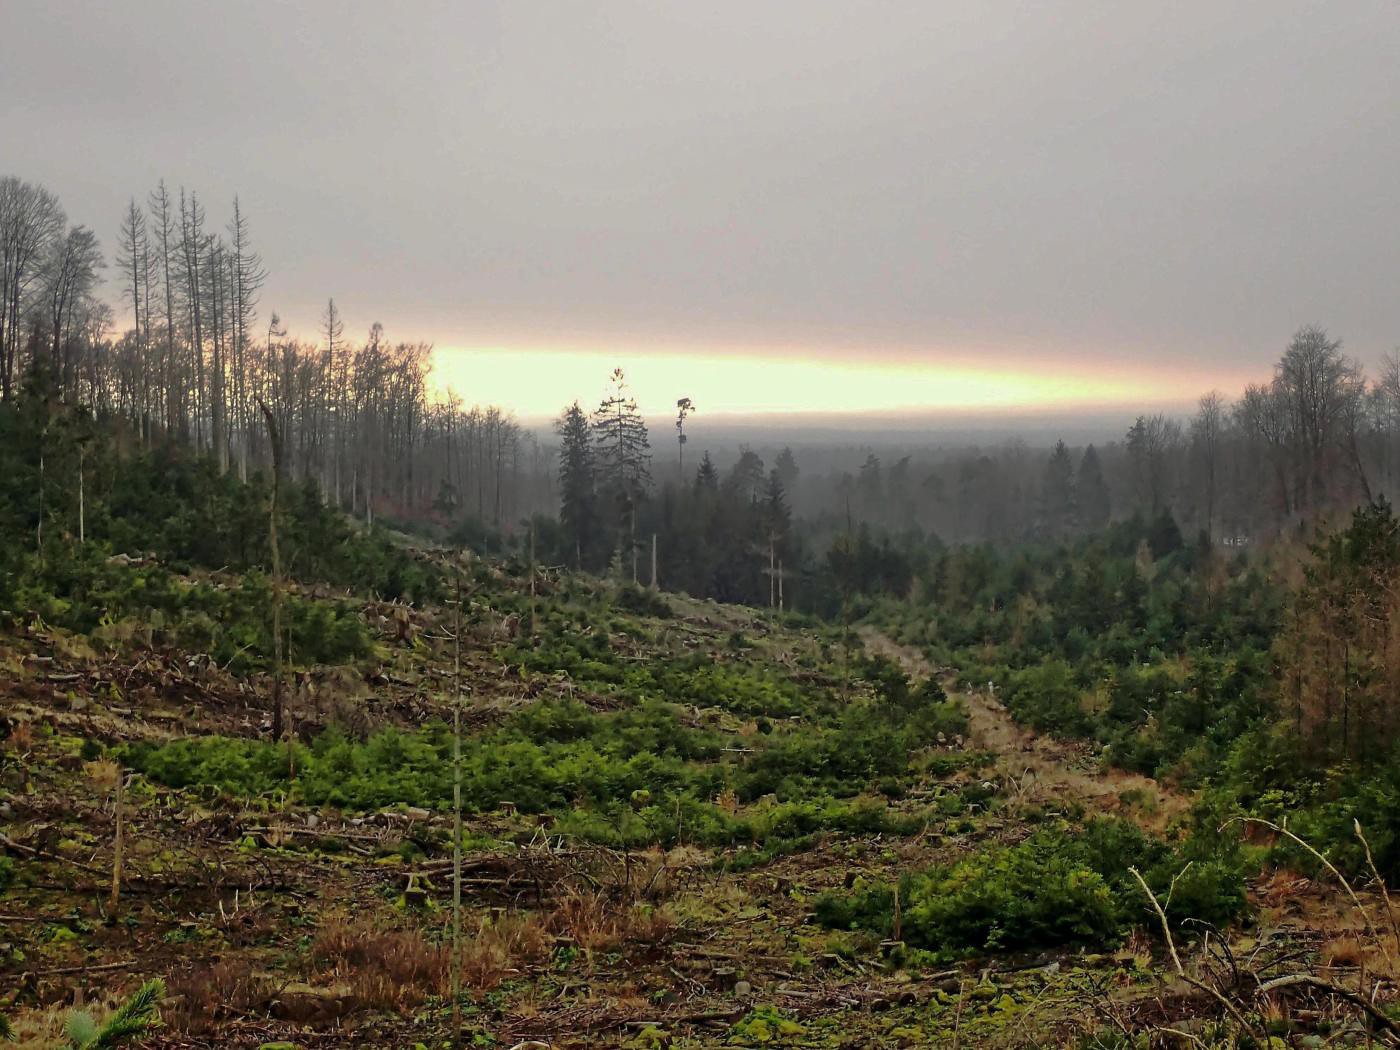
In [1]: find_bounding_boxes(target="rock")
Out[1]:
[733,980,752,996]
[305,812,320,829]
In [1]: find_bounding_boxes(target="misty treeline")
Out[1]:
[540,325,1398,614]
[789,326,1388,552]
[0,174,548,530]
[8,170,1399,616]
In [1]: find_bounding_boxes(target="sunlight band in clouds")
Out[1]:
[429,347,1203,420]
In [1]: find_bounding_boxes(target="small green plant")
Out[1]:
[729,1005,804,1043]
[64,977,165,1049]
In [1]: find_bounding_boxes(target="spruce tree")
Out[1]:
[695,451,719,492]
[592,369,651,580]
[556,400,596,569]
[857,454,883,515]
[1041,440,1075,538]
[763,468,791,536]
[1077,444,1111,533]
[725,449,765,503]
[774,446,799,492]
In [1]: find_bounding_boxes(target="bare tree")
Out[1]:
[0,176,65,400]
[148,182,181,437]
[115,197,157,442]
[1376,350,1400,500]
[177,189,207,450]
[1275,325,1360,511]
[1237,381,1293,520]
[42,224,104,393]
[322,297,344,503]
[1125,413,1182,514]
[228,199,265,480]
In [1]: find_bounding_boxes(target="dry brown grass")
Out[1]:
[459,912,552,988]
[8,1003,78,1050]
[6,720,35,754]
[547,887,674,952]
[199,886,677,1026]
[166,958,278,1034]
[1321,935,1369,969]
[311,911,556,1006]
[312,919,450,1010]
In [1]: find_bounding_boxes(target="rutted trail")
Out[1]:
[859,627,1187,823]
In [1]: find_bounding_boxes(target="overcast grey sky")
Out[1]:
[5,1,1400,412]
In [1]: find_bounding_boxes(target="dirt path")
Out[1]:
[860,627,1186,823]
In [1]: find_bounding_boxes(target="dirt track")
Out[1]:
[859,626,1186,824]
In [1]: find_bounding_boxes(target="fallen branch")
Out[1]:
[1129,866,1261,1042]
[1257,974,1400,1043]
[24,959,139,978]
[0,832,106,876]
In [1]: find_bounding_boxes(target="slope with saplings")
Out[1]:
[3,433,1400,1046]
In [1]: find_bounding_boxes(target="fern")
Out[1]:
[0,1013,15,1041]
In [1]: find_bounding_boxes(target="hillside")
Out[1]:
[4,429,1400,1047]
[4,538,977,1047]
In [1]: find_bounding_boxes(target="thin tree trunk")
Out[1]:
[36,419,46,557]
[451,565,463,1048]
[258,399,286,743]
[77,444,85,544]
[110,773,124,911]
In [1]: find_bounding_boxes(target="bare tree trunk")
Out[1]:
[769,534,775,608]
[36,417,47,556]
[451,565,463,1048]
[110,772,124,911]
[258,399,286,743]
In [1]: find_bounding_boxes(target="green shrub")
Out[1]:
[814,818,1246,956]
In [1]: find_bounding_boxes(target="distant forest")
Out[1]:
[3,173,1395,613]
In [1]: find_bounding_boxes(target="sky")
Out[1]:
[5,1,1400,422]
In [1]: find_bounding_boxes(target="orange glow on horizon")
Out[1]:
[425,346,1221,421]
